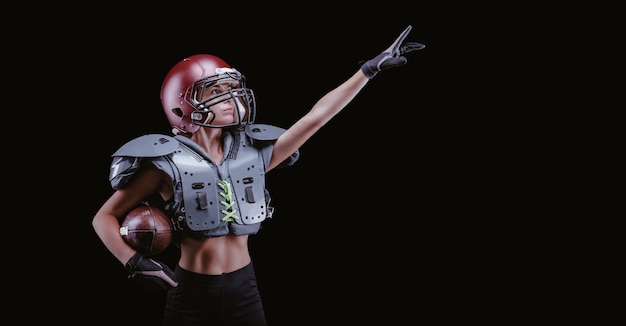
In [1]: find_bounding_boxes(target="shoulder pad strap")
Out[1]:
[244,124,287,141]
[112,134,179,157]
[174,134,211,161]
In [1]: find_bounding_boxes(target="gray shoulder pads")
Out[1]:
[245,124,287,141]
[112,134,179,157]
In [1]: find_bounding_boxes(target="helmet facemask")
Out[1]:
[188,68,256,129]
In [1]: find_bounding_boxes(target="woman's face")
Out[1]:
[198,82,239,126]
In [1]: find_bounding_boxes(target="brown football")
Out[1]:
[120,206,173,256]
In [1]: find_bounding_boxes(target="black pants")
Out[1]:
[163,263,267,326]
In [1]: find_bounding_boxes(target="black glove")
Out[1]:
[360,25,425,79]
[125,252,178,291]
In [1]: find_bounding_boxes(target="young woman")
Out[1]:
[92,25,424,326]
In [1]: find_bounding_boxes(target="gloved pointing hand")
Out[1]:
[125,252,178,291]
[360,25,425,79]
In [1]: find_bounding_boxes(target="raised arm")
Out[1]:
[268,25,425,170]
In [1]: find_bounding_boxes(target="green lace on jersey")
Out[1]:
[218,180,239,222]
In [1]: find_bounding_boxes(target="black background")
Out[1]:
[14,5,540,325]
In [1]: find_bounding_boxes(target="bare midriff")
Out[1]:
[178,234,251,275]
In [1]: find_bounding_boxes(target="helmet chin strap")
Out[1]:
[198,110,216,126]
[235,97,246,123]
[172,127,194,136]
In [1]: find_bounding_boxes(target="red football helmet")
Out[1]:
[160,54,256,134]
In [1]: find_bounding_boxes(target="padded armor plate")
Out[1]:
[245,123,287,141]
[112,134,179,157]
